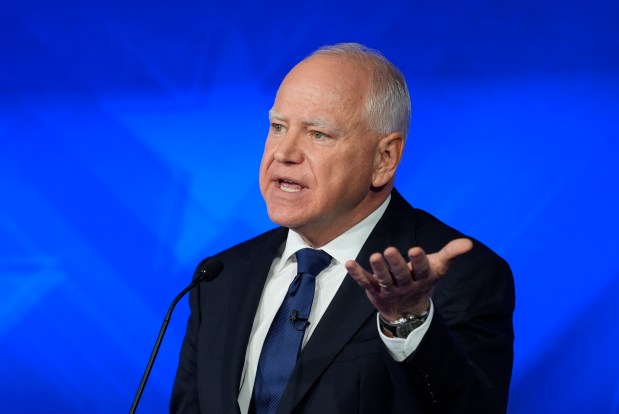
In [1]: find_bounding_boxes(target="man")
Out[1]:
[171,43,514,413]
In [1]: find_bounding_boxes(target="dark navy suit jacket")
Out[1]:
[171,190,515,413]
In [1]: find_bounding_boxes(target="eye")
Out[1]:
[271,123,284,133]
[311,131,327,140]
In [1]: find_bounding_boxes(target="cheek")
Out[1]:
[323,154,374,196]
[259,144,274,189]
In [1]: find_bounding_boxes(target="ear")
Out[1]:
[372,132,404,188]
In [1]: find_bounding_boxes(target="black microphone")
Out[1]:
[289,309,310,331]
[129,257,224,414]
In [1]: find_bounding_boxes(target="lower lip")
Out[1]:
[277,181,304,193]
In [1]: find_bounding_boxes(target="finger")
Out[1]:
[407,246,431,281]
[431,238,473,276]
[382,247,414,288]
[368,252,396,288]
[345,260,380,292]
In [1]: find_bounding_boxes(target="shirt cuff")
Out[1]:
[377,300,435,362]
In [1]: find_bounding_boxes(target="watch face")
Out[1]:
[395,320,424,338]
[395,325,413,338]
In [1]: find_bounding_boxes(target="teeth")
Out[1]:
[279,179,302,193]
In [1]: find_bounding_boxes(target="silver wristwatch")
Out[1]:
[379,310,429,338]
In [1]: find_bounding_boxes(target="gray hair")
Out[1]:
[308,43,411,141]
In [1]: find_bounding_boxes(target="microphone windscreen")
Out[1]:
[193,257,224,283]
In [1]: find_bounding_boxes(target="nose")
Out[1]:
[273,130,303,164]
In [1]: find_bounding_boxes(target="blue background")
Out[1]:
[1,1,618,412]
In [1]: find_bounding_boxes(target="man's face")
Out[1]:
[259,56,383,246]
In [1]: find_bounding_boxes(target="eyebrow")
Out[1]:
[268,109,285,121]
[268,109,342,136]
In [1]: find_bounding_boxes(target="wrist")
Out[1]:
[378,307,430,339]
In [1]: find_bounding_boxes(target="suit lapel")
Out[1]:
[277,190,418,413]
[202,228,288,412]
[276,275,375,413]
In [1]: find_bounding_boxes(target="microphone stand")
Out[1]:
[129,258,223,414]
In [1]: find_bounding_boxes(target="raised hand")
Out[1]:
[345,238,473,321]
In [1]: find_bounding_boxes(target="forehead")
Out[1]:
[272,56,371,123]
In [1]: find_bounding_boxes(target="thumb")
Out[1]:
[432,238,473,276]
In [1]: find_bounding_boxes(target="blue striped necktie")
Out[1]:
[251,248,332,414]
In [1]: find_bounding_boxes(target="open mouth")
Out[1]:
[278,178,304,193]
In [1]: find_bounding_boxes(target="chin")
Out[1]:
[268,213,300,229]
[266,205,307,229]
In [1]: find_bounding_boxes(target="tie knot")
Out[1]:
[295,248,332,277]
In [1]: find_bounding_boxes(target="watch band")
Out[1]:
[379,310,430,338]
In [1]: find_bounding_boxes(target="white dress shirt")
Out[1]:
[237,195,433,412]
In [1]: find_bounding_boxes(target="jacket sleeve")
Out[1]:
[384,248,515,414]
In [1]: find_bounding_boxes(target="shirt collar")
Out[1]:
[278,194,391,269]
